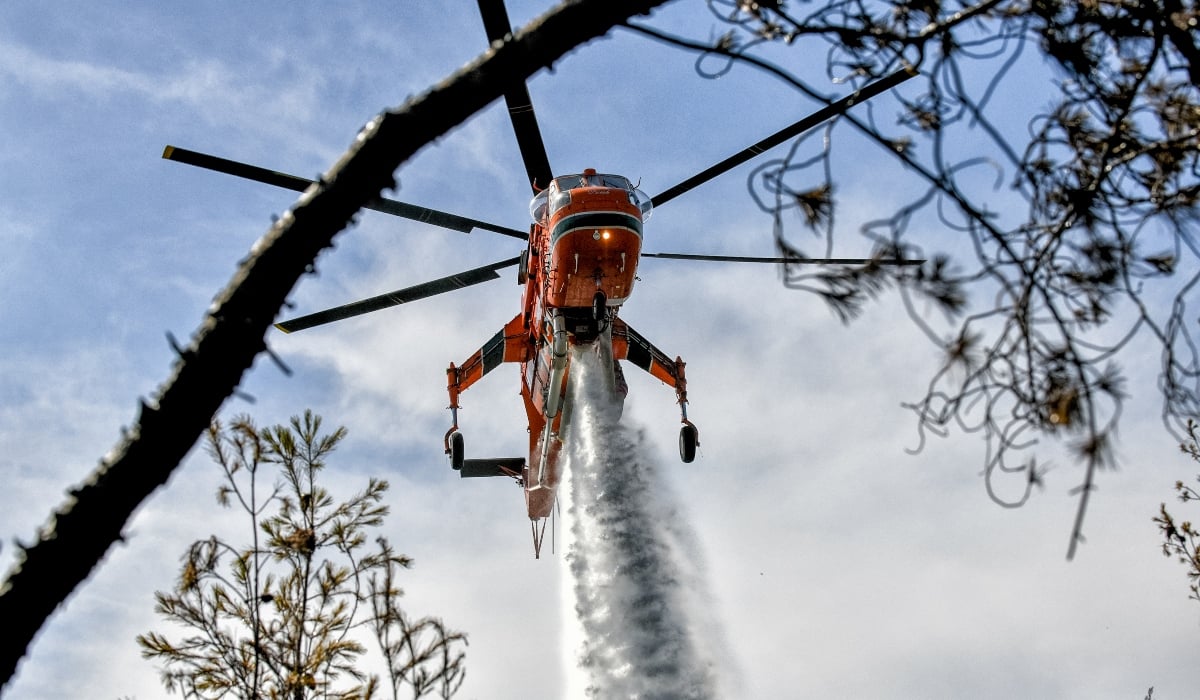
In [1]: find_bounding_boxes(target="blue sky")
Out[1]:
[2,2,1198,698]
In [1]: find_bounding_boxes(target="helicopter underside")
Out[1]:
[523,319,620,517]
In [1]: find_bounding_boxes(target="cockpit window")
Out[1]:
[554,175,583,191]
[554,173,631,191]
[529,189,549,222]
[598,174,632,189]
[530,172,652,222]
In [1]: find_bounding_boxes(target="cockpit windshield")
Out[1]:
[528,171,654,222]
[553,172,630,191]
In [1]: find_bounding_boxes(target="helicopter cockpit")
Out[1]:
[529,171,653,223]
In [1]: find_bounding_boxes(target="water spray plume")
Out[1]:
[561,345,729,698]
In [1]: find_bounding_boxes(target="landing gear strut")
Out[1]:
[673,359,698,463]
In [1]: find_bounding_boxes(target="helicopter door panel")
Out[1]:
[528,348,551,414]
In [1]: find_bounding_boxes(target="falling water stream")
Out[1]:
[559,344,727,699]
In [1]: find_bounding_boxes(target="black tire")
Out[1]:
[449,431,465,470]
[592,291,606,321]
[679,424,697,463]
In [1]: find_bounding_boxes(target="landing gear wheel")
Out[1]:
[449,430,465,471]
[592,291,607,321]
[679,423,698,463]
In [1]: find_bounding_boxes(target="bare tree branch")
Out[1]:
[641,0,1200,558]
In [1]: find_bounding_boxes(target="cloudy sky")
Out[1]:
[2,2,1197,698]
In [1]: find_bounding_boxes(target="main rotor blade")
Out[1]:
[275,256,521,333]
[478,0,554,191]
[642,252,923,265]
[650,67,917,209]
[163,146,528,240]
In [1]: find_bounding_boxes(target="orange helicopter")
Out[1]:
[163,0,917,557]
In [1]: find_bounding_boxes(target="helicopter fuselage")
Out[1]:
[519,170,650,519]
[537,171,647,311]
[445,170,691,555]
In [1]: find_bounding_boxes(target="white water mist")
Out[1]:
[561,345,727,699]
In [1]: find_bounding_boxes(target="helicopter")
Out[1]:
[162,0,918,557]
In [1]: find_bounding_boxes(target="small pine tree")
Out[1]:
[1154,419,1200,607]
[138,411,466,699]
